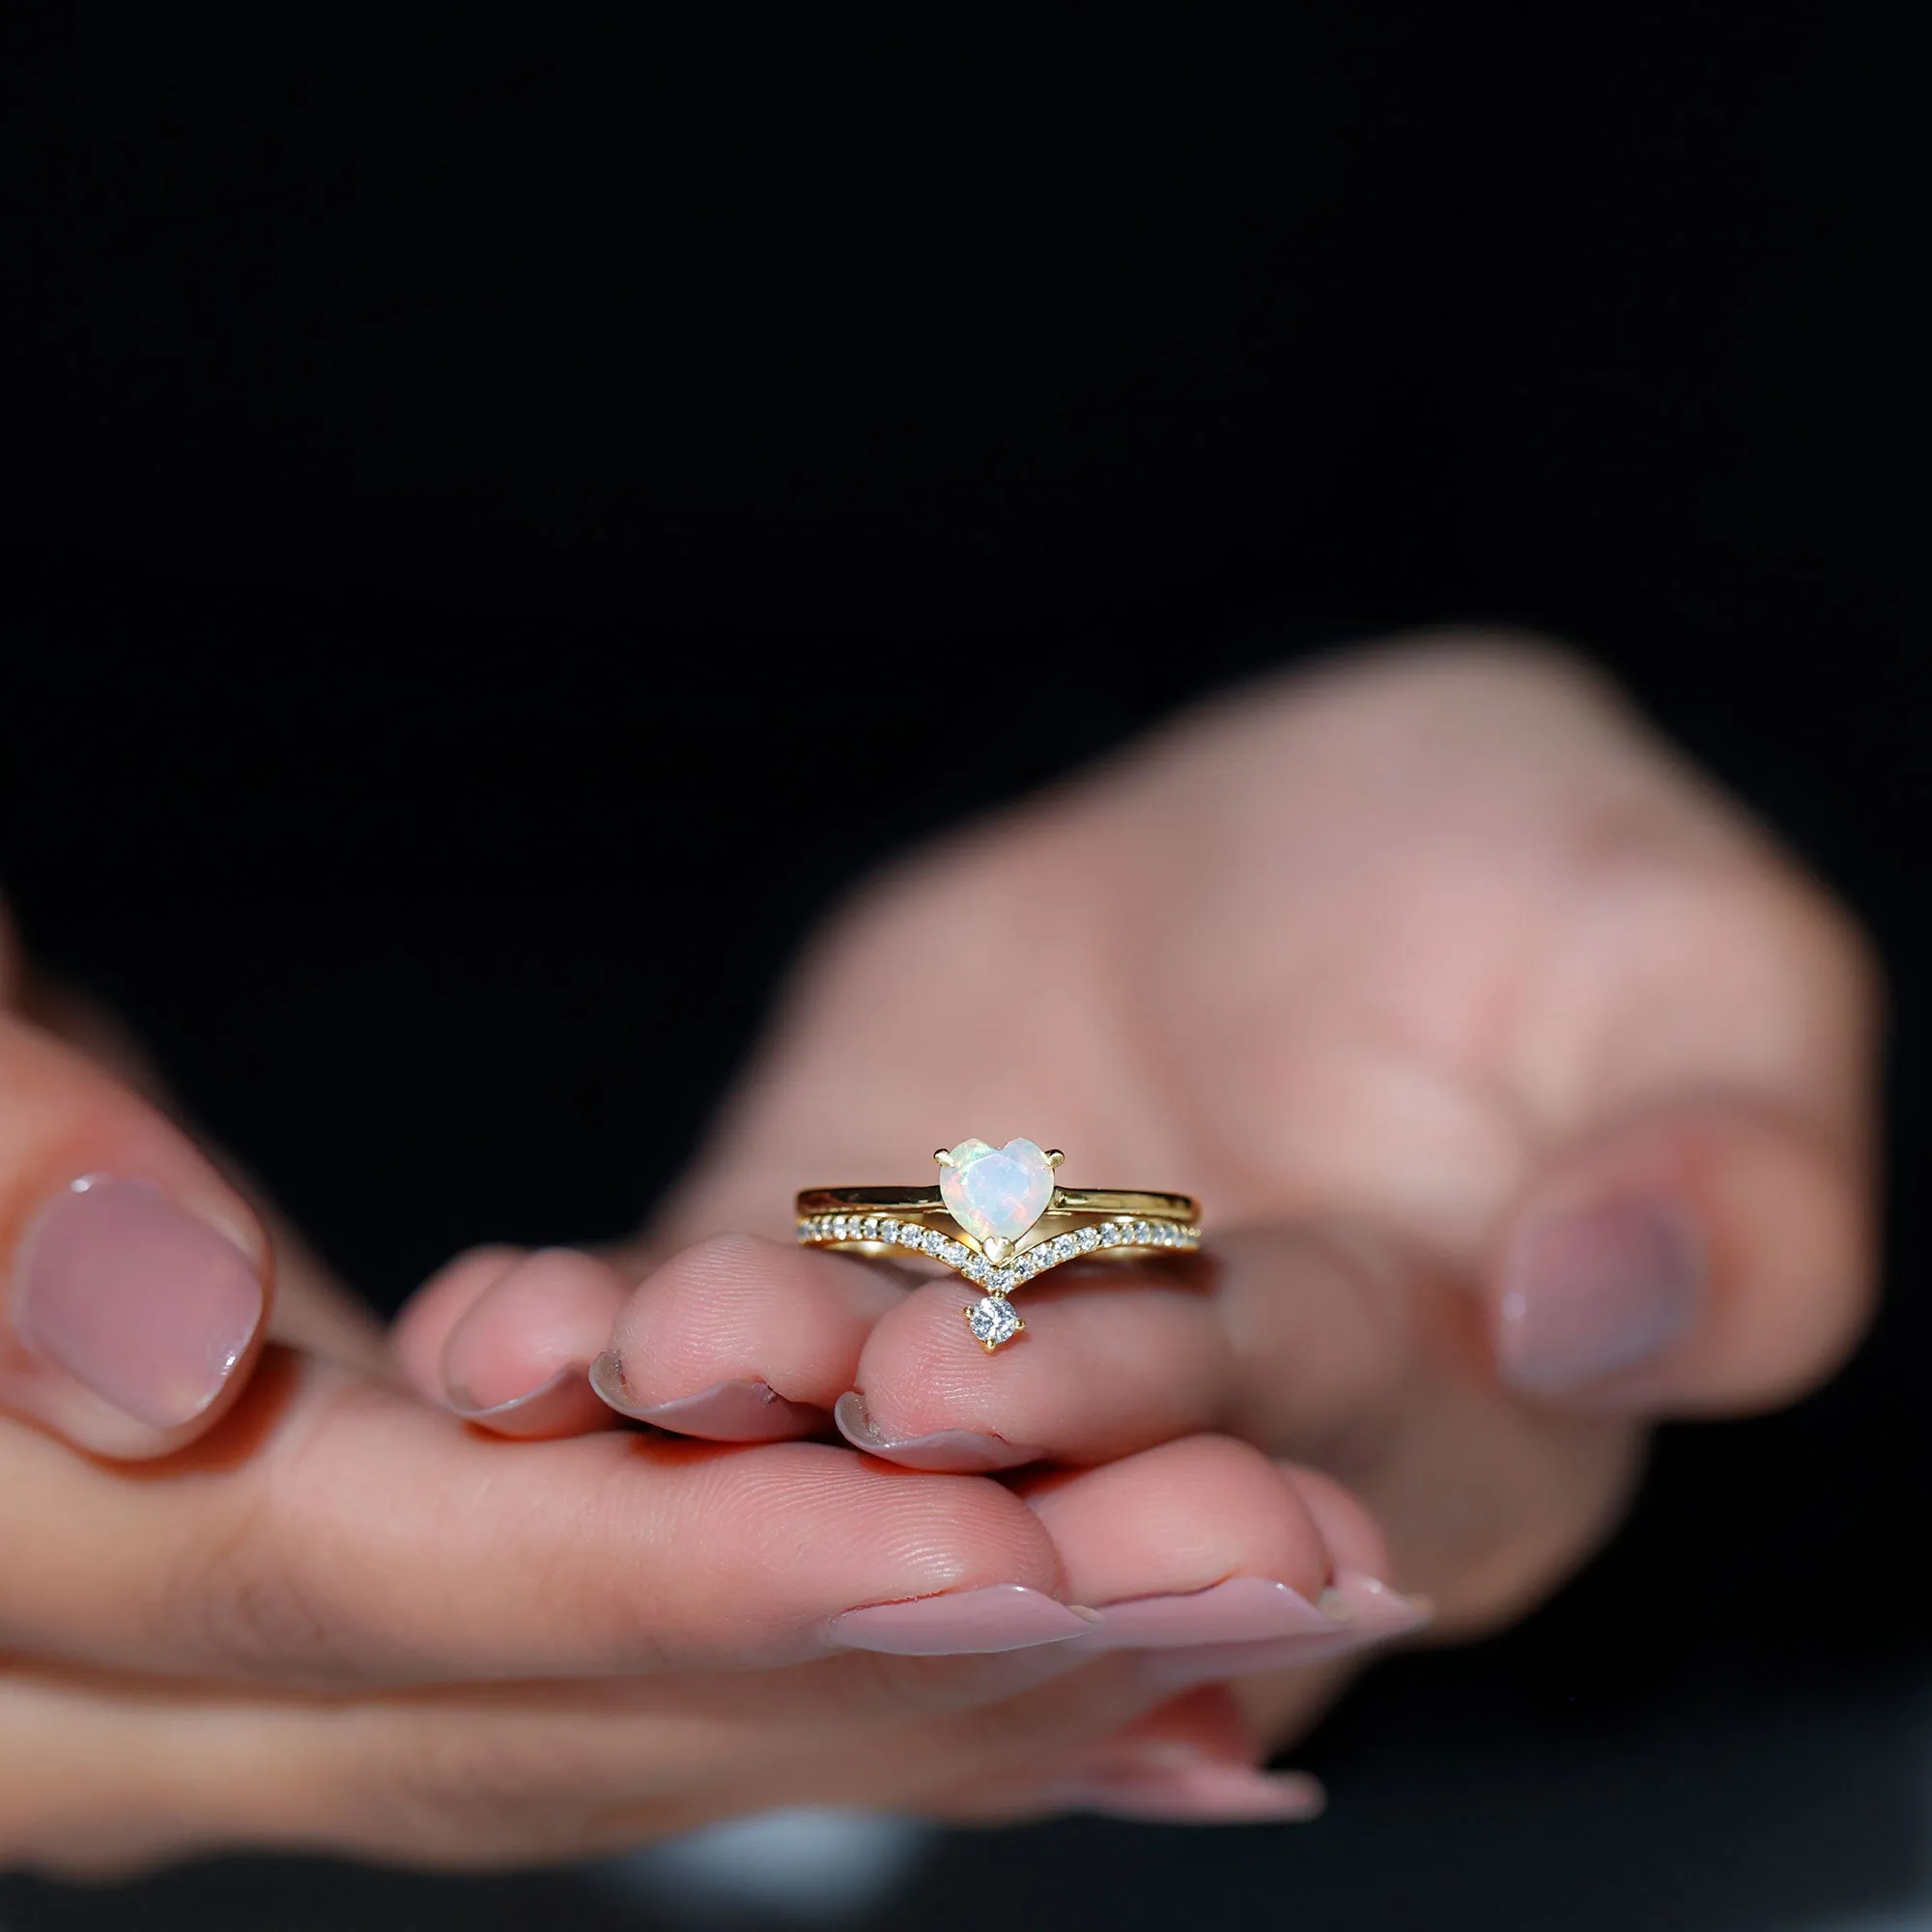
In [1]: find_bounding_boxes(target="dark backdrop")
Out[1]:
[1,4,1928,1926]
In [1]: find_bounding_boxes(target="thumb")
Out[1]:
[1482,854,1881,1417]
[0,1008,271,1458]
[1489,1092,1875,1416]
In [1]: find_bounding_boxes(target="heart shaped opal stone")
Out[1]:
[940,1138,1056,1247]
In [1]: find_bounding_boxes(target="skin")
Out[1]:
[0,635,1880,1870]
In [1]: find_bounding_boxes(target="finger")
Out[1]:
[1489,1094,1874,1415]
[391,1244,526,1397]
[0,1012,270,1459]
[0,1641,1172,1872]
[392,1247,628,1437]
[0,1351,1104,1685]
[836,1257,1231,1470]
[1476,810,1879,1414]
[589,1236,905,1442]
[1022,1435,1340,1615]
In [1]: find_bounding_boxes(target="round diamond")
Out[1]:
[1052,1234,1079,1262]
[940,1240,969,1267]
[966,1294,1023,1349]
[897,1223,924,1248]
[876,1219,900,1244]
[964,1254,990,1283]
[1077,1225,1101,1252]
[989,1267,1016,1293]
[1132,1221,1154,1246]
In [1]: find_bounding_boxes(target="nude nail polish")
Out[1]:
[833,1390,1043,1472]
[1135,1570,1432,1689]
[827,1585,1101,1655]
[590,1353,824,1440]
[1074,1577,1339,1651]
[1498,1197,1703,1396]
[1049,1758,1325,1824]
[12,1177,263,1430]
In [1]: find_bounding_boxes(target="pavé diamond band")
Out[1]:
[796,1138,1201,1353]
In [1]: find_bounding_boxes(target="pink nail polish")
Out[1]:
[589,1353,823,1440]
[828,1585,1100,1655]
[1498,1197,1703,1395]
[445,1367,613,1438]
[1136,1570,1432,1690]
[1075,1577,1338,1651]
[12,1178,263,1430]
[1049,1760,1325,1824]
[834,1390,1043,1472]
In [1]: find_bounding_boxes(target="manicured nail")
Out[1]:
[590,1353,824,1441]
[828,1585,1101,1655]
[12,1178,263,1430]
[1138,1570,1432,1690]
[834,1390,1043,1472]
[1075,1577,1338,1651]
[445,1367,614,1438]
[1049,1758,1325,1824]
[1498,1197,1704,1396]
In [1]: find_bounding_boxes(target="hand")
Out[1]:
[0,910,1397,1868]
[440,637,1875,1760]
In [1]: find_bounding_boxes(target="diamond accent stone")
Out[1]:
[966,1294,1023,1349]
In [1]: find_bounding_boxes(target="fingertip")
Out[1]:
[391,1245,526,1403]
[1276,1463,1390,1582]
[438,1249,631,1436]
[1491,1097,1875,1414]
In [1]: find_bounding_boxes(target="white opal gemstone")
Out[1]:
[940,1138,1056,1246]
[967,1294,1023,1348]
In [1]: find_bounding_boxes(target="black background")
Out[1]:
[1,3,1928,1925]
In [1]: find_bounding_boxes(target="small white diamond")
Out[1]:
[1052,1234,1079,1262]
[966,1294,1023,1348]
[861,1217,880,1240]
[964,1255,990,1283]
[1133,1221,1154,1245]
[989,1267,1015,1293]
[797,1219,815,1241]
[940,1240,969,1267]
[898,1224,925,1248]
[1077,1226,1101,1252]
[877,1219,899,1243]
[1100,1222,1123,1246]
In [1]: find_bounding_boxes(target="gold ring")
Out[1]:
[796,1137,1201,1352]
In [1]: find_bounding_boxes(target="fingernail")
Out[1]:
[445,1367,611,1438]
[590,1353,824,1441]
[12,1178,264,1430]
[1138,1570,1432,1690]
[1323,1567,1436,1637]
[828,1585,1101,1655]
[1075,1577,1338,1651]
[1048,1759,1325,1824]
[1498,1197,1704,1395]
[833,1389,1043,1472]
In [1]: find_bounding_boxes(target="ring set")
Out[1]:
[797,1138,1200,1353]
